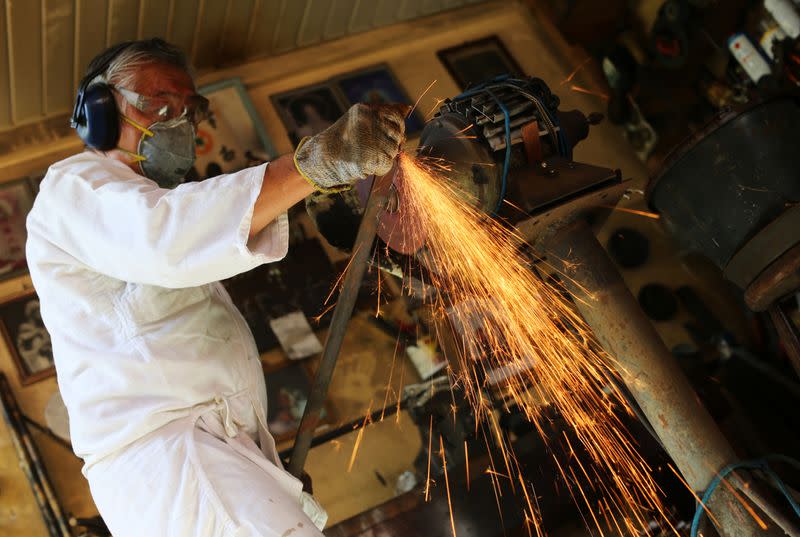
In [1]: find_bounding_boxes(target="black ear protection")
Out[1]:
[71,41,136,151]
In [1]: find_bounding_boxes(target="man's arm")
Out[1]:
[249,154,314,239]
[250,102,409,238]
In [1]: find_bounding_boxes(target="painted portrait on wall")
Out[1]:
[195,78,276,180]
[438,36,524,90]
[272,85,347,147]
[335,65,424,135]
[0,179,35,282]
[0,291,55,385]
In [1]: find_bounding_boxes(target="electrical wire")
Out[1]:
[449,76,565,214]
[484,87,510,215]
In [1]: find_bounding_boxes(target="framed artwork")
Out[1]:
[438,36,524,90]
[195,78,276,179]
[272,85,348,147]
[222,236,338,354]
[0,179,35,282]
[263,361,329,443]
[0,291,55,385]
[334,65,425,135]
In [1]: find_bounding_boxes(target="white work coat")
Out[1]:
[26,152,326,534]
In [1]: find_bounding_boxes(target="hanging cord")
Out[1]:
[691,454,800,537]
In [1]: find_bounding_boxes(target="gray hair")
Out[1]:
[85,38,193,89]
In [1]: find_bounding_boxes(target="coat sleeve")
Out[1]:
[27,159,288,288]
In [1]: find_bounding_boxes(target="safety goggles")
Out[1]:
[112,86,210,125]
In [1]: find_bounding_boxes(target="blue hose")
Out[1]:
[690,454,800,537]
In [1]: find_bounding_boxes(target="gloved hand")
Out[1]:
[294,103,409,193]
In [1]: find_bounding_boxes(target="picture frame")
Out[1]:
[263,360,330,443]
[0,178,36,283]
[437,36,525,90]
[0,291,55,385]
[334,64,425,135]
[271,84,348,148]
[195,78,276,179]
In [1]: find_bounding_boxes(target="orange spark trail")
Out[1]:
[570,84,610,101]
[409,80,437,119]
[561,57,592,85]
[599,204,661,219]
[425,415,433,501]
[440,435,458,537]
[667,464,721,529]
[453,123,475,136]
[390,153,673,533]
[324,243,361,305]
[719,475,769,530]
[464,441,470,491]
[347,401,372,472]
[380,335,402,421]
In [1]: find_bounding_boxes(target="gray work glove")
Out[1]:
[294,103,409,193]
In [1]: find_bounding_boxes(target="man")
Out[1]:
[26,38,406,537]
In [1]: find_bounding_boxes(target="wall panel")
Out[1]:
[8,0,43,124]
[0,0,12,128]
[44,0,75,114]
[74,0,109,90]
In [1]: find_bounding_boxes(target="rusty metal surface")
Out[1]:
[542,219,773,537]
[647,95,800,270]
[288,168,396,478]
[514,176,627,247]
[646,93,799,200]
[724,205,800,290]
[744,243,800,312]
[504,157,622,219]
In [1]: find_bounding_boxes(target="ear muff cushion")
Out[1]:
[76,84,120,151]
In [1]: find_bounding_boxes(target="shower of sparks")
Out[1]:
[385,153,675,535]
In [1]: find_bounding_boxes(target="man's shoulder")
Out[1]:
[40,152,145,197]
[48,151,133,179]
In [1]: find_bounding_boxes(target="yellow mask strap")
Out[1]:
[117,148,147,163]
[117,115,151,164]
[121,115,154,137]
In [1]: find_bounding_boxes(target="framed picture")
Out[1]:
[271,85,347,147]
[438,36,524,90]
[195,78,276,179]
[263,361,329,443]
[0,179,35,282]
[0,291,55,385]
[335,65,425,135]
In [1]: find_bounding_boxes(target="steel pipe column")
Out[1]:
[543,219,774,537]
[288,167,396,479]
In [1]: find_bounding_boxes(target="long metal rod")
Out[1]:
[768,304,800,380]
[288,167,397,478]
[0,373,71,537]
[543,219,777,537]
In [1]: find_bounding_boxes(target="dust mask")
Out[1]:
[122,114,197,189]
